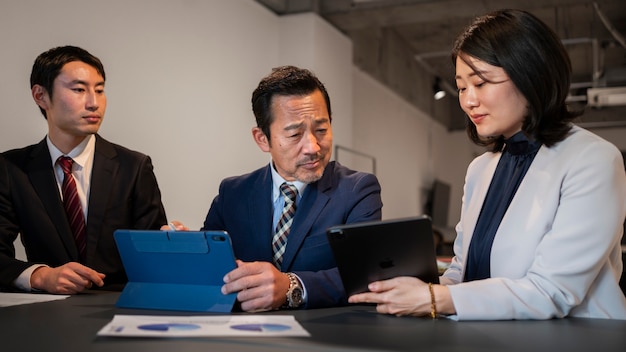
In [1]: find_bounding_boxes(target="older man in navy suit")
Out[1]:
[202,66,382,311]
[0,46,167,294]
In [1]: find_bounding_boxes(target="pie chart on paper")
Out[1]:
[230,323,292,332]
[137,323,201,332]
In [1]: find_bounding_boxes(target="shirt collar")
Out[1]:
[270,160,306,202]
[503,131,541,156]
[47,134,95,169]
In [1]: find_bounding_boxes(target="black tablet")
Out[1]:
[326,216,440,296]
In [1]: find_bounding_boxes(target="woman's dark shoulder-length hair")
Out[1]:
[452,9,581,151]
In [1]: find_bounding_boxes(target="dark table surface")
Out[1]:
[1,290,625,352]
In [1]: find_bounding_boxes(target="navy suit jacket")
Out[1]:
[0,135,167,290]
[202,161,382,308]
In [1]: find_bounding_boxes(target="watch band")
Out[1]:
[285,272,304,308]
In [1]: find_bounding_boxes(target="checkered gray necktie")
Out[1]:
[272,183,298,269]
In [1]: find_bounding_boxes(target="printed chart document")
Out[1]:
[0,292,69,307]
[98,314,310,337]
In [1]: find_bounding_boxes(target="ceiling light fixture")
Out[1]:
[433,77,446,100]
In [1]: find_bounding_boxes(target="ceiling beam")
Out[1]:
[320,0,619,31]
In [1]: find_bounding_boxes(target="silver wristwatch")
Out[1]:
[285,272,304,308]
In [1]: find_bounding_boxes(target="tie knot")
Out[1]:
[280,183,298,204]
[57,156,74,174]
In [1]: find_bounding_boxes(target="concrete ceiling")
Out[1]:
[256,0,626,131]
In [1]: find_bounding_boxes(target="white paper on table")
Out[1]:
[97,314,311,337]
[0,292,70,307]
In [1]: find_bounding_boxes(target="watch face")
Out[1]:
[286,273,303,308]
[292,288,303,303]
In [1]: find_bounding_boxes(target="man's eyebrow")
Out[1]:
[283,117,329,131]
[67,79,105,87]
[313,117,330,124]
[284,121,304,131]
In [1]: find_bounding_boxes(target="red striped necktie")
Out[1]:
[57,156,87,261]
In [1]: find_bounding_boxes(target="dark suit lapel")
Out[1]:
[27,139,78,258]
[85,135,117,262]
[280,163,333,269]
[248,166,275,260]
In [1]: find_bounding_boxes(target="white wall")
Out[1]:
[351,68,474,229]
[278,14,354,149]
[0,0,356,226]
[1,0,358,260]
[1,0,274,230]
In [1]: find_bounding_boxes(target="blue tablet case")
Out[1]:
[114,230,237,312]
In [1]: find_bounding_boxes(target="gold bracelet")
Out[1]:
[428,282,437,319]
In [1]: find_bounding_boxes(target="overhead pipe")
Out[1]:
[593,2,626,49]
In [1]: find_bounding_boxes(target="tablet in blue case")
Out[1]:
[114,230,237,312]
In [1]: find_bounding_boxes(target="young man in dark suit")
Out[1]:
[0,46,167,294]
[201,66,383,311]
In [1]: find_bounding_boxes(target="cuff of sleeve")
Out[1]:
[13,264,48,291]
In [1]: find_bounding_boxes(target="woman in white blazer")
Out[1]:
[349,9,626,320]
